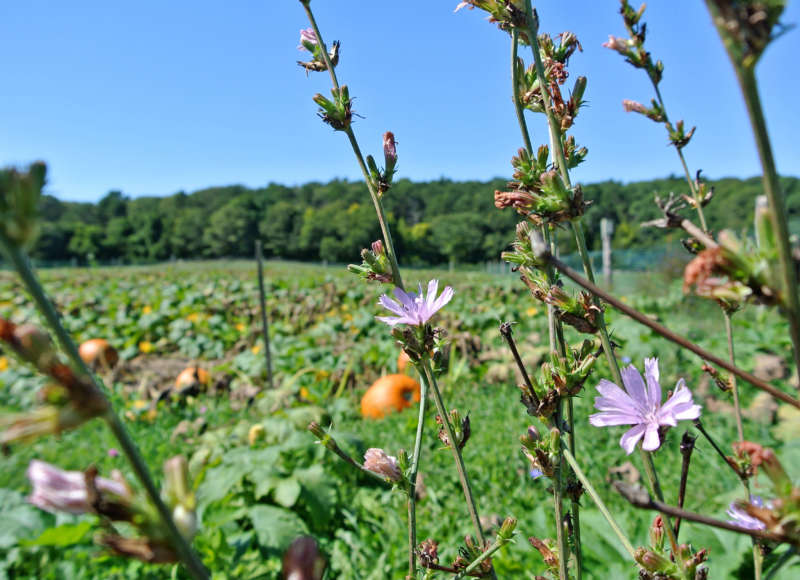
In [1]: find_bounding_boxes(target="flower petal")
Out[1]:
[620,424,646,454]
[659,379,701,421]
[432,285,454,312]
[621,365,647,409]
[589,410,642,426]
[644,357,662,408]
[641,422,661,451]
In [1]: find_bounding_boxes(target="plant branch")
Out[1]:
[406,368,428,578]
[0,239,209,579]
[539,249,800,409]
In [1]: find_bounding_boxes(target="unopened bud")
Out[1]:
[634,548,672,573]
[649,515,664,550]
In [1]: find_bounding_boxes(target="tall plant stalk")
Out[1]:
[299,5,496,576]
[510,27,578,579]
[0,240,209,580]
[702,0,800,378]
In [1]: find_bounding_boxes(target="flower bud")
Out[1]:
[362,448,402,482]
[634,547,672,573]
[12,323,57,371]
[649,515,664,550]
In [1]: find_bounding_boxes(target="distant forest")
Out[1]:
[23,175,800,266]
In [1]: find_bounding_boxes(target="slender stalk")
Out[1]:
[300,2,404,291]
[419,358,496,580]
[755,544,764,580]
[674,432,696,539]
[509,23,574,577]
[562,446,636,558]
[724,311,744,443]
[701,3,800,376]
[649,82,708,232]
[543,251,800,409]
[521,1,624,390]
[639,449,681,559]
[406,368,428,578]
[615,482,785,543]
[510,30,534,154]
[0,240,209,579]
[499,322,540,409]
[765,546,797,580]
[454,536,511,579]
[552,411,570,580]
[254,240,274,389]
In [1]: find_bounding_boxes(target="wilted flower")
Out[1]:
[589,358,701,454]
[727,496,768,531]
[26,459,130,515]
[377,280,454,327]
[362,448,402,482]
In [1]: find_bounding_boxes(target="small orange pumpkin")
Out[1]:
[78,338,119,369]
[175,367,211,391]
[397,350,412,374]
[361,374,421,419]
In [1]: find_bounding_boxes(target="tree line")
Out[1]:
[22,175,800,266]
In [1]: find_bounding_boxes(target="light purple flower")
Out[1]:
[107,448,119,458]
[363,448,402,482]
[377,280,454,327]
[589,358,701,454]
[298,28,318,51]
[727,496,767,530]
[26,459,130,514]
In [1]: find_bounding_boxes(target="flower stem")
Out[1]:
[639,449,681,564]
[703,2,800,377]
[562,446,635,558]
[406,367,429,578]
[542,250,800,409]
[0,239,209,580]
[255,240,274,389]
[724,311,745,444]
[510,30,534,154]
[300,2,404,291]
[649,82,708,232]
[419,358,496,579]
[454,535,512,579]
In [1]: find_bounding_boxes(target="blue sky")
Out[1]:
[1,1,797,202]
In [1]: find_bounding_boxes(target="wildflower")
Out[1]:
[362,448,402,482]
[108,448,119,458]
[298,28,318,51]
[26,459,130,515]
[727,496,767,531]
[376,280,454,327]
[589,358,701,454]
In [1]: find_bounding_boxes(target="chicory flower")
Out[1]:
[377,280,454,327]
[589,358,701,454]
[26,459,130,515]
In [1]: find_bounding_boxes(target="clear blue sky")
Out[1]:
[1,1,797,202]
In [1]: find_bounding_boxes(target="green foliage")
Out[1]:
[13,176,798,266]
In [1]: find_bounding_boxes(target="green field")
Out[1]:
[0,261,797,578]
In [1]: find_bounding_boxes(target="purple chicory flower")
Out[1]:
[298,28,318,51]
[727,496,768,531]
[363,448,402,482]
[107,448,119,458]
[529,468,543,480]
[377,280,454,327]
[26,459,131,515]
[589,358,701,454]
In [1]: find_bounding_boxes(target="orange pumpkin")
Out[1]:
[397,350,412,374]
[361,374,421,419]
[175,367,211,391]
[78,338,119,369]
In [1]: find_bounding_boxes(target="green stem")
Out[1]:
[764,546,796,580]
[454,536,511,579]
[702,3,800,377]
[511,30,534,154]
[562,446,635,558]
[406,368,429,578]
[0,239,209,580]
[300,2,404,290]
[419,359,496,579]
[255,240,274,389]
[724,311,745,444]
[649,82,708,232]
[639,449,681,565]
